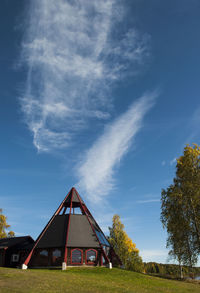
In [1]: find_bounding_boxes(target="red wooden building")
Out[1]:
[22,187,120,269]
[0,236,34,268]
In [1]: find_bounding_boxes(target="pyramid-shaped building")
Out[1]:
[22,187,120,269]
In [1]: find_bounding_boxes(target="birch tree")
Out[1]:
[161,144,200,271]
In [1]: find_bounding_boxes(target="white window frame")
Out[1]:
[11,254,19,262]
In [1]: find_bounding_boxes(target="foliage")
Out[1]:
[108,214,143,272]
[144,262,200,279]
[0,209,15,238]
[161,144,200,269]
[0,267,200,293]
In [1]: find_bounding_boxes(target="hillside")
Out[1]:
[0,267,199,293]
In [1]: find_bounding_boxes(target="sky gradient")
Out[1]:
[1,0,200,264]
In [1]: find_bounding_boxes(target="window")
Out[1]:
[38,249,49,266]
[86,249,97,264]
[104,246,110,256]
[71,249,83,264]
[11,254,19,262]
[101,247,109,265]
[95,230,110,246]
[101,255,106,266]
[40,250,48,257]
[53,249,61,258]
[52,249,62,265]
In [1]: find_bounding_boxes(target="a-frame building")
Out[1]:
[22,187,120,269]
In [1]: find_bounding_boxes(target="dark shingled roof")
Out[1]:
[28,187,110,253]
[37,215,68,248]
[67,215,100,248]
[0,236,34,249]
[36,214,101,248]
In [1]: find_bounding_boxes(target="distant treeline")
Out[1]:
[143,262,200,279]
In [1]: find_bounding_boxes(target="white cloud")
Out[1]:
[140,249,168,263]
[136,199,160,204]
[14,232,26,236]
[161,160,166,166]
[76,92,158,202]
[95,211,114,234]
[21,0,150,152]
[170,157,177,166]
[184,106,200,145]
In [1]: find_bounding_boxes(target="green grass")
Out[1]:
[0,267,199,293]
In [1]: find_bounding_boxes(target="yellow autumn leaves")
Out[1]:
[161,143,200,267]
[109,214,143,272]
[0,209,15,239]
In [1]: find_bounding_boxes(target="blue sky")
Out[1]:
[1,0,200,264]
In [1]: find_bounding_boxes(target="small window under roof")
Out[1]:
[95,230,110,246]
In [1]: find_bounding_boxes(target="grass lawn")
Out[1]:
[0,267,199,293]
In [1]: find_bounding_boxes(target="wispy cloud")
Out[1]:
[136,199,160,204]
[76,92,158,202]
[170,157,177,166]
[140,249,168,263]
[14,232,26,237]
[95,211,115,234]
[21,0,149,152]
[184,106,200,145]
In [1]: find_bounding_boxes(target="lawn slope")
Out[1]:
[0,267,199,293]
